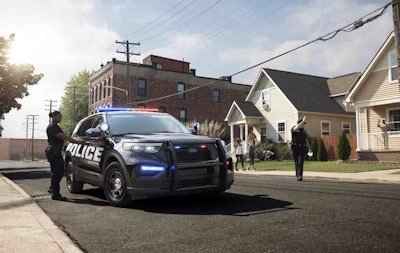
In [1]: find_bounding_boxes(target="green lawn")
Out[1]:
[240,161,399,173]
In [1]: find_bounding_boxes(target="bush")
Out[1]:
[310,138,318,161]
[255,139,291,161]
[317,138,328,161]
[337,131,351,160]
[185,119,226,138]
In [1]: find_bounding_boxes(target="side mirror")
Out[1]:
[86,122,109,137]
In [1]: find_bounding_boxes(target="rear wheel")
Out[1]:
[103,162,131,207]
[66,160,83,193]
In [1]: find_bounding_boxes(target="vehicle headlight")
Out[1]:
[122,142,163,153]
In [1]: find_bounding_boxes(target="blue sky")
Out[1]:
[0,0,393,138]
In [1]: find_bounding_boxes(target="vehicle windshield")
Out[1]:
[106,113,191,135]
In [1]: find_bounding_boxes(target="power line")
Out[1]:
[135,1,392,105]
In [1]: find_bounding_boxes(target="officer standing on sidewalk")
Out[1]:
[46,111,81,201]
[291,116,310,181]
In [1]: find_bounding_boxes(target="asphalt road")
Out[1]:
[3,167,400,253]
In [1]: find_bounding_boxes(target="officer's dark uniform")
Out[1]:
[46,122,65,198]
[291,127,308,181]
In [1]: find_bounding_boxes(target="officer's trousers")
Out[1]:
[46,152,64,197]
[291,145,306,178]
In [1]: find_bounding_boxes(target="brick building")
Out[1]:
[89,55,251,126]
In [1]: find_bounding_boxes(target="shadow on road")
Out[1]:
[131,192,296,216]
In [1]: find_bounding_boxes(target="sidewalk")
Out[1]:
[0,161,399,253]
[0,161,82,253]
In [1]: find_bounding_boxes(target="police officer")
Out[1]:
[46,111,81,201]
[291,116,310,181]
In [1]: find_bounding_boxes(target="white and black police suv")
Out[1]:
[65,108,234,207]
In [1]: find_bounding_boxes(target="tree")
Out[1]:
[337,131,351,160]
[310,137,318,161]
[317,138,328,161]
[59,71,90,135]
[0,34,43,118]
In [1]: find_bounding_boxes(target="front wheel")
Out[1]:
[66,160,83,193]
[103,162,131,207]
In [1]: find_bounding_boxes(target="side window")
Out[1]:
[342,122,351,134]
[177,82,185,100]
[277,121,286,142]
[137,78,146,97]
[389,51,398,83]
[76,117,94,137]
[212,89,220,103]
[321,121,331,135]
[179,108,186,123]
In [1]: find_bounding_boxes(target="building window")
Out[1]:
[157,64,162,69]
[262,89,270,110]
[179,108,186,123]
[342,122,351,134]
[158,106,165,113]
[389,51,398,83]
[388,109,400,132]
[177,82,185,100]
[321,121,331,135]
[137,78,146,97]
[103,80,107,99]
[97,84,100,102]
[277,121,286,142]
[107,77,111,97]
[260,127,267,143]
[212,89,220,103]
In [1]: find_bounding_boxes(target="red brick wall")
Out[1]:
[0,138,48,160]
[143,55,190,73]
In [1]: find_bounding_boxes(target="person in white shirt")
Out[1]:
[234,139,244,171]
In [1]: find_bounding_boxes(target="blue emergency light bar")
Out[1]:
[97,107,159,113]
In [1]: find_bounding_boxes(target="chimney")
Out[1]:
[190,69,196,76]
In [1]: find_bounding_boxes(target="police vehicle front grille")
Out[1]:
[174,143,219,163]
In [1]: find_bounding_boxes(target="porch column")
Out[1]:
[239,125,243,142]
[230,124,234,154]
[244,122,249,153]
[356,107,361,151]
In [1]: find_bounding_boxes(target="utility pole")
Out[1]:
[116,40,140,107]
[27,115,38,161]
[392,0,400,78]
[45,99,57,124]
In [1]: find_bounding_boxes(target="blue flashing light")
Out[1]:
[140,165,165,172]
[170,165,176,170]
[174,146,181,150]
[97,107,133,113]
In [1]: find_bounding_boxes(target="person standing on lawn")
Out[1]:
[291,116,310,181]
[234,139,245,171]
[247,139,256,171]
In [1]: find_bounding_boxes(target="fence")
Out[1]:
[360,131,400,150]
[319,133,358,160]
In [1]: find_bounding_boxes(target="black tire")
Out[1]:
[66,160,83,193]
[103,162,131,207]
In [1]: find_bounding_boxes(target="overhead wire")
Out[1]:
[135,1,392,105]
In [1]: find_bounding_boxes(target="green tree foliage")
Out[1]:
[317,138,328,161]
[310,138,318,161]
[0,34,43,117]
[59,71,90,135]
[337,131,351,160]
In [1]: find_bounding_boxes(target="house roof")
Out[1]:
[263,68,355,115]
[327,72,361,96]
[235,101,263,117]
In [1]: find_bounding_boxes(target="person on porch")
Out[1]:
[377,118,390,149]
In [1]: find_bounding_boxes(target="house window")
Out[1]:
[262,89,270,110]
[212,89,220,103]
[388,109,400,132]
[277,121,286,142]
[158,106,165,113]
[177,82,185,100]
[321,121,331,135]
[389,51,398,83]
[342,122,351,134]
[179,108,186,123]
[260,127,267,143]
[137,78,146,97]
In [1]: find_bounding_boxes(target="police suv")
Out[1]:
[65,108,234,207]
